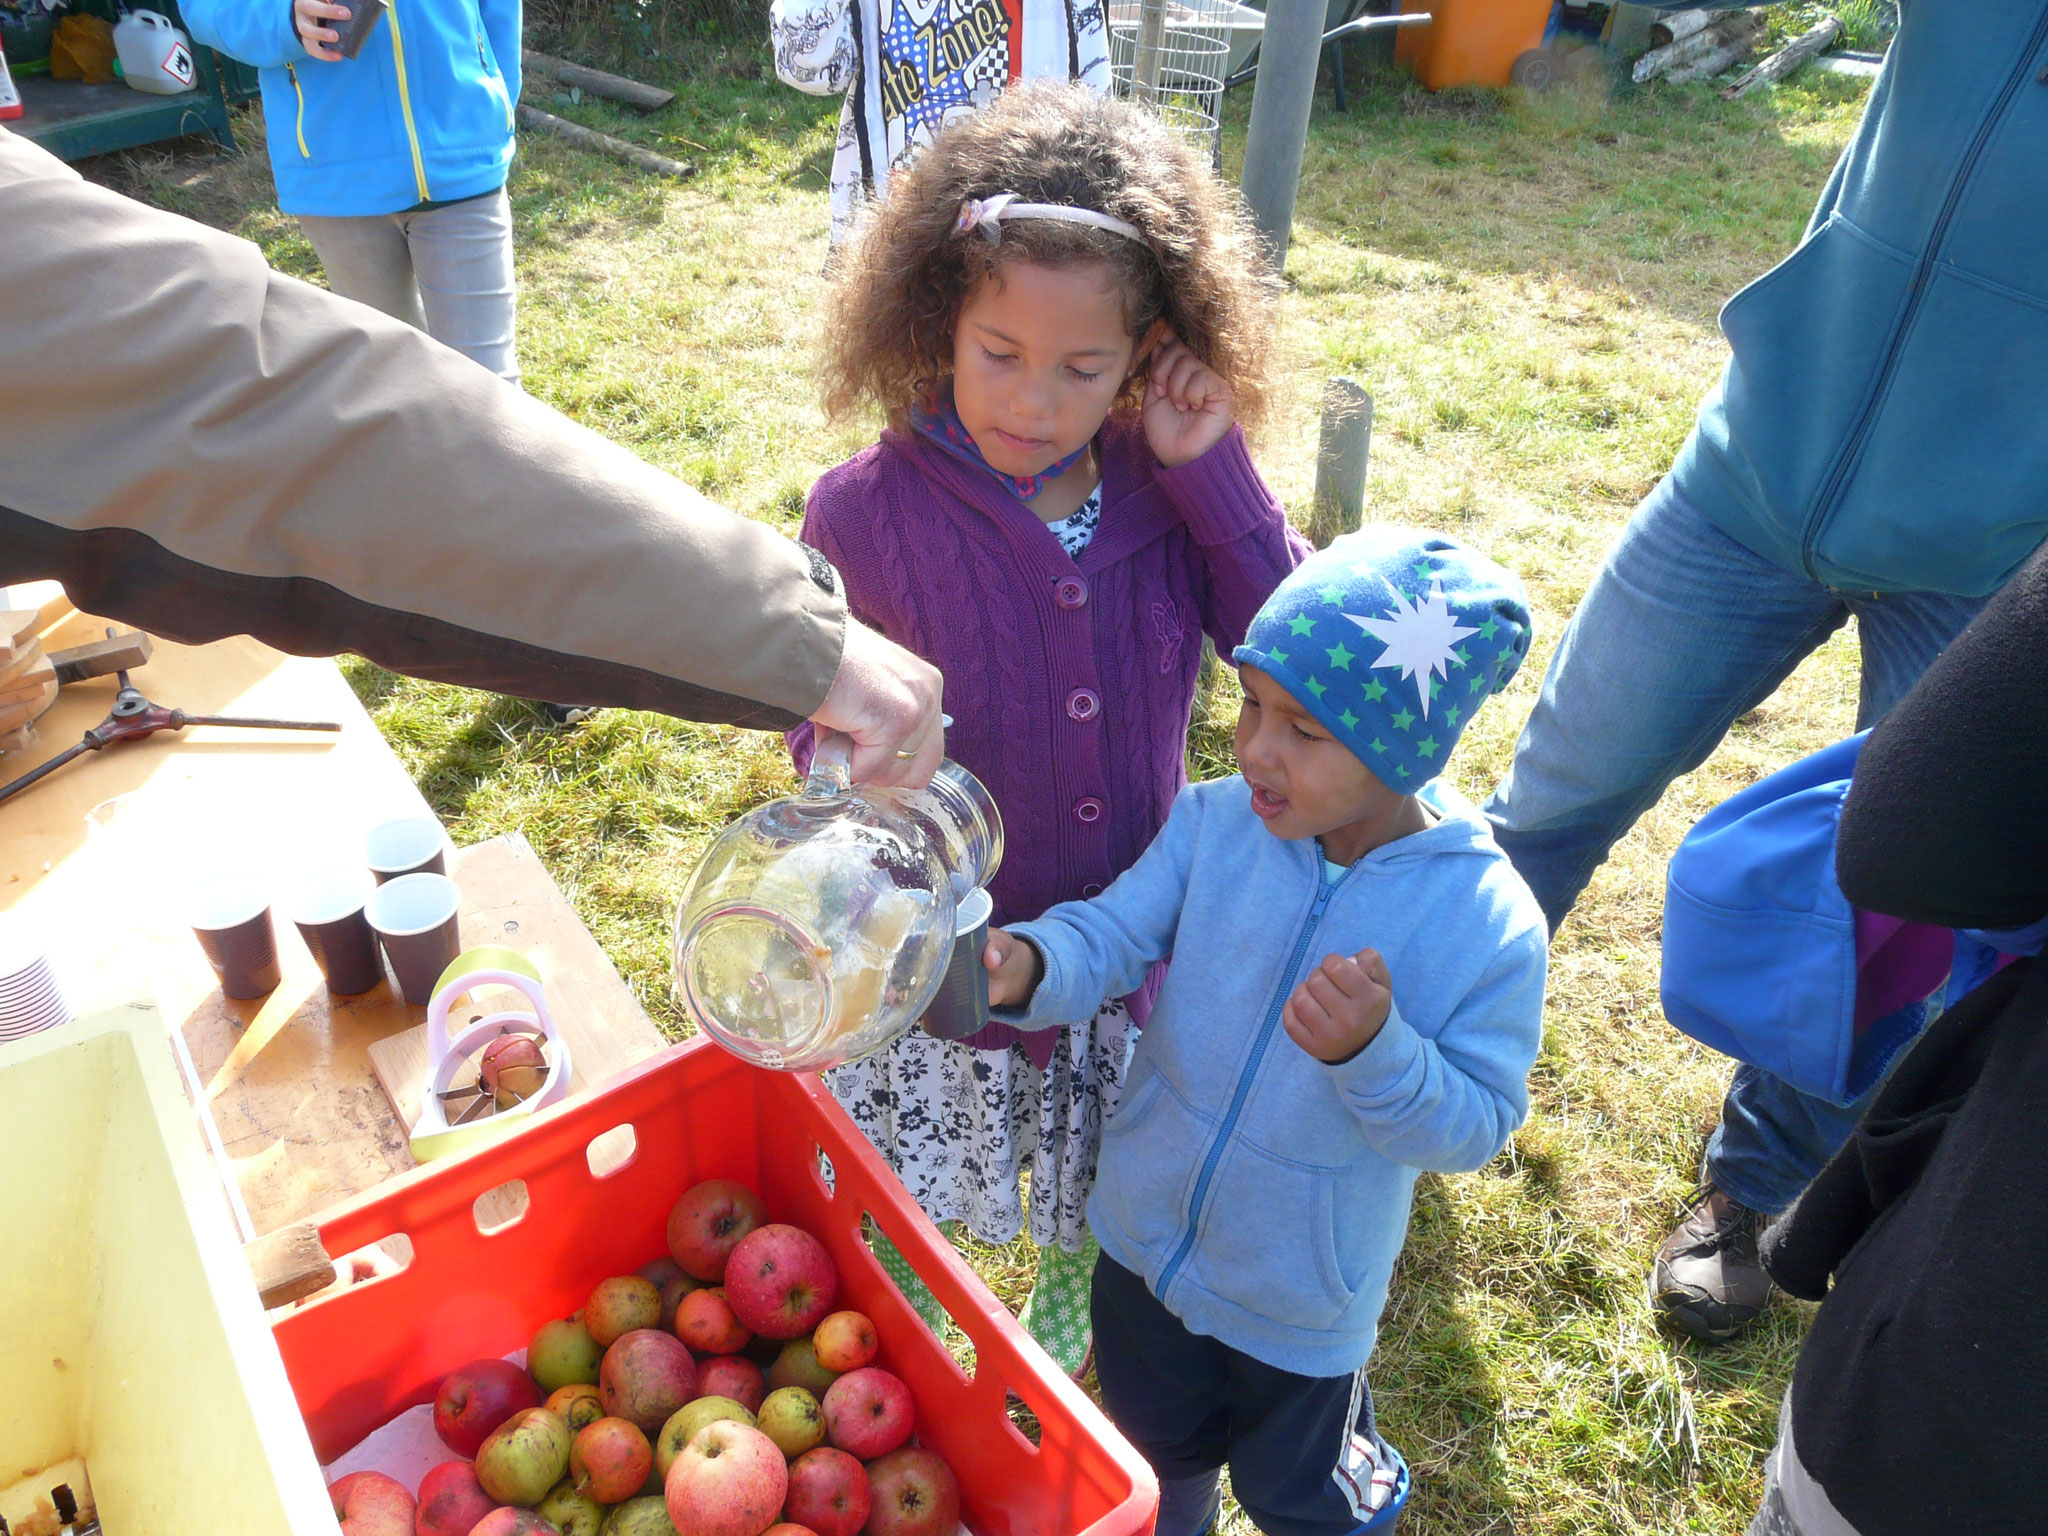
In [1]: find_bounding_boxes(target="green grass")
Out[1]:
[88,42,1876,1535]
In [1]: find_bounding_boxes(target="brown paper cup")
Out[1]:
[189,874,281,1000]
[289,867,385,996]
[366,872,461,1006]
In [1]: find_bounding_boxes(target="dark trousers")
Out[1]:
[1091,1254,1408,1536]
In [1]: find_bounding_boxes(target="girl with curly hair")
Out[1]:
[789,82,1307,1373]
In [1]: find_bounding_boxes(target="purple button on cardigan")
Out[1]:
[1068,688,1101,722]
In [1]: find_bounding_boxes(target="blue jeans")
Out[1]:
[1484,478,1986,1215]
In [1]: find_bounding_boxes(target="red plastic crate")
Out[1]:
[272,1039,1157,1536]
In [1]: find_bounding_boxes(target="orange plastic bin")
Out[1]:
[271,1038,1157,1536]
[1396,0,1553,89]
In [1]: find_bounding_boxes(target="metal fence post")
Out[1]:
[1238,0,1326,269]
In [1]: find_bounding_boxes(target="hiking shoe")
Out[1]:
[540,702,598,725]
[1651,1184,1775,1342]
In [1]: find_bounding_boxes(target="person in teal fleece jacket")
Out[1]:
[1484,0,2048,1344]
[181,0,523,381]
[984,529,1547,1536]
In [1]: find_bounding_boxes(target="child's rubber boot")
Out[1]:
[1018,1235,1098,1378]
[870,1223,951,1336]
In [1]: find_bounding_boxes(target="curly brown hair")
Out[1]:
[820,82,1278,432]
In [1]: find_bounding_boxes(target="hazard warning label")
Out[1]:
[162,38,195,85]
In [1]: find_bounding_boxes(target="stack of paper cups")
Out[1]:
[0,931,74,1041]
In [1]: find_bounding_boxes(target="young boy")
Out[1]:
[984,529,1548,1536]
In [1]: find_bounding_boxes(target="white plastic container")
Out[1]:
[114,9,198,95]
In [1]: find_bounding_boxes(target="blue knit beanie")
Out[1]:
[1233,529,1532,791]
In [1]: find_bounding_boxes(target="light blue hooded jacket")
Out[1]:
[182,0,517,216]
[1665,0,2048,597]
[1002,775,1547,1377]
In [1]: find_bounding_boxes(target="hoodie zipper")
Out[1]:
[285,63,310,156]
[1796,7,2048,582]
[381,0,432,202]
[1154,854,1350,1303]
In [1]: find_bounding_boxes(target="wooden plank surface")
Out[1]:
[1,609,669,1235]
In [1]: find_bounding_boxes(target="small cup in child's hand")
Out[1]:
[1281,947,1393,1065]
[982,927,1043,1008]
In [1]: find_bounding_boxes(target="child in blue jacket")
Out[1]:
[182,0,522,382]
[985,528,1547,1536]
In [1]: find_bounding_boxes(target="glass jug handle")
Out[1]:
[802,730,855,801]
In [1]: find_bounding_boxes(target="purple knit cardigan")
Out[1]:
[790,415,1309,1066]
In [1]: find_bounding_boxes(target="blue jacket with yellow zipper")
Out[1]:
[182,0,517,217]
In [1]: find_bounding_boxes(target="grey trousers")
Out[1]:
[298,187,519,383]
[1747,1392,1865,1536]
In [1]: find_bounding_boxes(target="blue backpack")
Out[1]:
[1660,734,1950,1107]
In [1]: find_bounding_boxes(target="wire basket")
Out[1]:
[1108,0,1247,163]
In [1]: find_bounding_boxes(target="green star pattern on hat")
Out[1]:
[1232,527,1533,792]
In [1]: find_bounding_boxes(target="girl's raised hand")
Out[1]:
[1142,334,1235,468]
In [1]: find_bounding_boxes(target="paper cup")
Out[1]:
[366,815,448,884]
[190,873,281,1000]
[290,867,385,996]
[367,872,462,1006]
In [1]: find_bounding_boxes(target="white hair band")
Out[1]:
[955,193,1143,245]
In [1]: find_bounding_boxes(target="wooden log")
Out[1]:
[1632,9,1763,82]
[515,104,696,179]
[1309,378,1373,550]
[1648,8,1711,46]
[522,49,675,112]
[1723,15,1843,97]
[1664,24,1765,84]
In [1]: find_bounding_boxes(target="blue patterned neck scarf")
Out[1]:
[909,384,1090,502]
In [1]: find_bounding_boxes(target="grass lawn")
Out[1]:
[91,27,1878,1532]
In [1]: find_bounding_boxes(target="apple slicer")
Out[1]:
[411,946,573,1162]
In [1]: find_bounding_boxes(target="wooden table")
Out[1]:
[0,608,668,1250]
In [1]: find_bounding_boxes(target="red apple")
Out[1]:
[810,1312,878,1374]
[861,1449,959,1536]
[662,1274,707,1333]
[480,1033,548,1108]
[657,1399,756,1480]
[436,1359,545,1457]
[664,1419,788,1536]
[698,1354,767,1413]
[468,1511,558,1536]
[641,1255,687,1290]
[328,1470,414,1536]
[668,1179,770,1281]
[572,1415,656,1504]
[589,1275,665,1349]
[820,1369,912,1460]
[766,1526,820,1536]
[676,1288,753,1355]
[784,1448,871,1536]
[724,1226,840,1340]
[416,1461,501,1536]
[602,1327,701,1437]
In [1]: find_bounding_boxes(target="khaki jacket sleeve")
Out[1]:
[0,128,845,729]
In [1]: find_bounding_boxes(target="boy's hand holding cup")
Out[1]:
[1282,947,1393,1065]
[982,928,1043,1009]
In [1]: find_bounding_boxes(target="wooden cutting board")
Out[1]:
[0,609,40,665]
[0,675,58,734]
[0,653,55,708]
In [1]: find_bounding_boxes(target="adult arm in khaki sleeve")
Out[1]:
[0,129,941,782]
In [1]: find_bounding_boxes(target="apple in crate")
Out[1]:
[821,1369,913,1459]
[669,1179,770,1281]
[725,1226,840,1339]
[767,1339,840,1398]
[676,1288,753,1355]
[416,1460,502,1536]
[531,1316,606,1393]
[758,1386,826,1458]
[665,1419,789,1536]
[548,1382,607,1433]
[699,1353,767,1412]
[812,1312,878,1374]
[606,1496,685,1536]
[539,1479,607,1536]
[469,1511,559,1536]
[477,1407,574,1507]
[328,1469,415,1536]
[784,1447,872,1536]
[436,1359,545,1457]
[574,1416,657,1503]
[657,1397,757,1479]
[590,1275,665,1348]
[603,1328,700,1437]
[766,1527,821,1536]
[862,1449,961,1536]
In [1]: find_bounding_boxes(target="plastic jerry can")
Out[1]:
[114,9,198,94]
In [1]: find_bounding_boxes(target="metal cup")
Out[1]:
[919,886,992,1041]
[189,873,281,1000]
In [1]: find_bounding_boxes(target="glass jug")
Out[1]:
[673,738,1003,1072]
